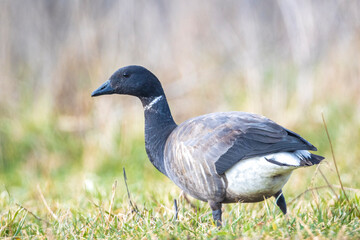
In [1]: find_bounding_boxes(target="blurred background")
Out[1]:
[0,0,359,203]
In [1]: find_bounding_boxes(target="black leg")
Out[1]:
[209,201,222,227]
[274,190,287,214]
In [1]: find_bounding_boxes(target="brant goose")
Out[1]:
[92,65,324,226]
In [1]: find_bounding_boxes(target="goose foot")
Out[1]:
[209,201,222,228]
[274,190,287,214]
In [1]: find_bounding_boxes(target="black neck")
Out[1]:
[140,95,177,177]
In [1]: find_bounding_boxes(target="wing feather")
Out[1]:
[214,114,317,174]
[164,112,320,199]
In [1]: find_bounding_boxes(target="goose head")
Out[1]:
[91,65,164,98]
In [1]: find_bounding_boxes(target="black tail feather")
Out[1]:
[309,153,325,165]
[294,151,324,166]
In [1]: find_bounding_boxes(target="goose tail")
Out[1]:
[294,150,324,166]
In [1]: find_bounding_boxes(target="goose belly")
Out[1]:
[224,154,296,202]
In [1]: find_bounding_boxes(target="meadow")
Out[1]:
[1,1,360,239]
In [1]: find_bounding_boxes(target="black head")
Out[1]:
[91,65,164,98]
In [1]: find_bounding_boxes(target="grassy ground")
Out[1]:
[0,111,359,239]
[1,167,359,239]
[1,185,359,239]
[1,1,360,239]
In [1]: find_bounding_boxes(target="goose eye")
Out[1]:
[123,72,130,78]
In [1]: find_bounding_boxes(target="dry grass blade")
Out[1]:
[15,203,50,225]
[321,113,360,215]
[123,167,139,213]
[318,168,337,196]
[88,198,115,218]
[289,186,333,204]
[290,184,360,206]
[333,185,360,193]
[107,180,117,222]
[321,113,345,194]
[37,185,58,221]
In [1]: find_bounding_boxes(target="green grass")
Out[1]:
[0,111,359,239]
[1,177,359,239]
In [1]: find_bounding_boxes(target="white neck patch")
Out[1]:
[144,96,163,111]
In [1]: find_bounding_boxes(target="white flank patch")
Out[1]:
[225,152,303,197]
[265,152,301,166]
[144,96,163,110]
